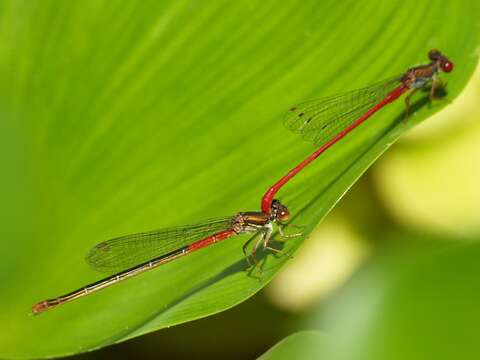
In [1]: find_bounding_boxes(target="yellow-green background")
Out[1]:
[1,1,479,359]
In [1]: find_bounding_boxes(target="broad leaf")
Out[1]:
[1,0,478,357]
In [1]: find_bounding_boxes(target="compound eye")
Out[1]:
[441,60,454,73]
[279,210,289,221]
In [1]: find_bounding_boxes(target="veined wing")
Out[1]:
[86,217,234,273]
[284,76,402,146]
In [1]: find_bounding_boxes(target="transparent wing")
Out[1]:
[86,217,234,273]
[284,76,402,146]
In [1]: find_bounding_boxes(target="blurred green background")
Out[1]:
[2,0,480,359]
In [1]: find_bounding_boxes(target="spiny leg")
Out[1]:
[278,224,304,239]
[404,88,418,121]
[244,230,268,278]
[242,234,258,267]
[253,227,272,276]
[263,224,302,259]
[429,75,437,103]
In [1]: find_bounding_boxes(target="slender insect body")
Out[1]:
[32,50,453,315]
[32,200,291,314]
[261,50,453,213]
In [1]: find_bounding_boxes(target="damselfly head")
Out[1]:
[429,49,454,73]
[271,199,290,222]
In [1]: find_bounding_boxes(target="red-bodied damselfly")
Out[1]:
[32,200,291,314]
[261,49,453,213]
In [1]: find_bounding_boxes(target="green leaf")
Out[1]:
[1,0,479,357]
[258,331,331,360]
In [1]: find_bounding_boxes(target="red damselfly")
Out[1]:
[261,49,453,213]
[33,50,453,314]
[32,200,291,314]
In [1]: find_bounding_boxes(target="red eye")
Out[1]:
[279,210,289,220]
[441,60,454,73]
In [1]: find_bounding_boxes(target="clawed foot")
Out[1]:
[265,245,294,260]
[278,224,305,239]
